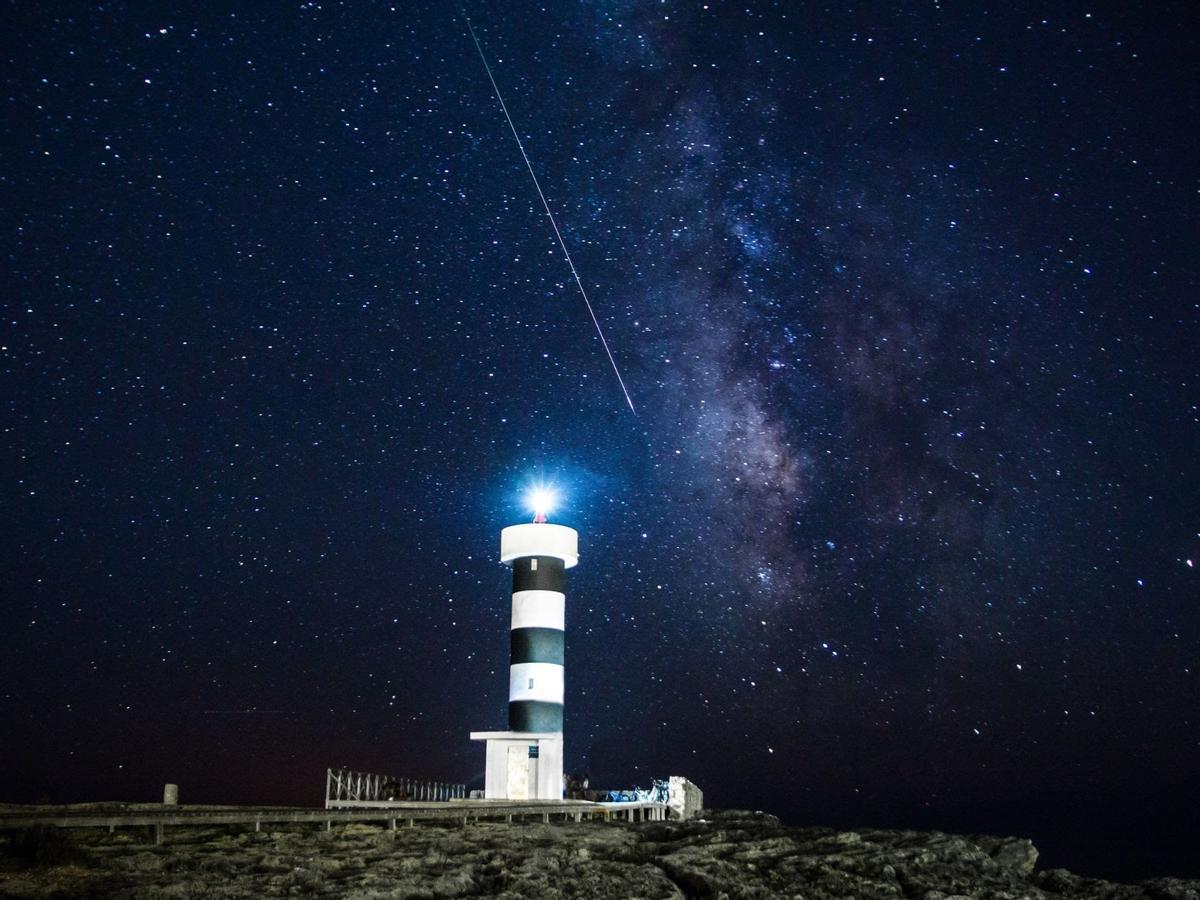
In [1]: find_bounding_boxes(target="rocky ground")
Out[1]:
[1,808,1197,899]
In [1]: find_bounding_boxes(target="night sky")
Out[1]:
[3,0,1197,882]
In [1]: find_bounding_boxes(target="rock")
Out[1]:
[0,810,1196,898]
[1141,879,1200,900]
[969,834,1039,876]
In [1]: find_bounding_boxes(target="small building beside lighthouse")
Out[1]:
[470,493,577,800]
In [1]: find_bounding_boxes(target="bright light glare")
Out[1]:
[527,486,558,518]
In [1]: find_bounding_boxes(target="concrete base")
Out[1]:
[668,776,703,820]
[470,731,563,800]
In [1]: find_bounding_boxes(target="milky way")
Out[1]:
[2,1,1196,880]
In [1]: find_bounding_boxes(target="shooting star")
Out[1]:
[461,7,637,415]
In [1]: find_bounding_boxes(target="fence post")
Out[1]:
[325,769,332,809]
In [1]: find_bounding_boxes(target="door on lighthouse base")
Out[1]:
[506,744,530,799]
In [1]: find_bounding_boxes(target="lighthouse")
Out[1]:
[470,488,578,800]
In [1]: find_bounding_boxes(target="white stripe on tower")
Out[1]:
[511,590,566,631]
[508,663,565,703]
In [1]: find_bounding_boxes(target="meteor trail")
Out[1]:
[461,8,636,415]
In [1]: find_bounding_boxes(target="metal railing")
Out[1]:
[325,768,466,808]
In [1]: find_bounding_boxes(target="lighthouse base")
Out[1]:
[469,731,563,800]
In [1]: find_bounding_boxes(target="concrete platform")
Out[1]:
[0,800,669,844]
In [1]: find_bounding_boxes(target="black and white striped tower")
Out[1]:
[501,512,578,733]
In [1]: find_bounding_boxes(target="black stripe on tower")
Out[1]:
[510,700,563,732]
[512,556,565,593]
[510,627,565,665]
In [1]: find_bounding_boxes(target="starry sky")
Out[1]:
[3,0,1197,881]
